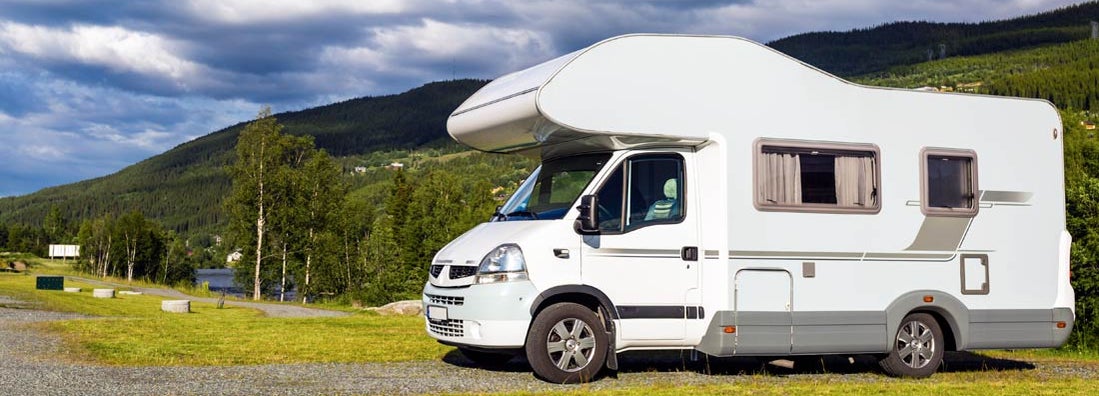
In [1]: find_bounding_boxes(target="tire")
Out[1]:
[525,303,608,383]
[879,313,944,378]
[458,347,515,367]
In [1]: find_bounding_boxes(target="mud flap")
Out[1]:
[598,306,618,371]
[605,330,618,370]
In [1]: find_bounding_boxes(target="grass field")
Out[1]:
[484,375,1099,395]
[0,272,450,366]
[2,265,1098,396]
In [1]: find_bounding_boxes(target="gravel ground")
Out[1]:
[1,303,1097,395]
[63,276,347,318]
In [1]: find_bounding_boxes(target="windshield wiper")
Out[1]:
[505,210,539,220]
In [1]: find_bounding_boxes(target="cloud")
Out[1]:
[0,0,1087,196]
[0,22,203,88]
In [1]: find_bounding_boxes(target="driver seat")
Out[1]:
[644,178,679,221]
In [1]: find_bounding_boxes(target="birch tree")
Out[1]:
[227,107,294,301]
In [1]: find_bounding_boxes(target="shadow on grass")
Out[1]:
[441,349,1035,377]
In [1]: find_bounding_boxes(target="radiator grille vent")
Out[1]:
[428,319,464,337]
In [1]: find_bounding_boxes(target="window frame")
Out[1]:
[752,138,882,215]
[589,152,687,235]
[920,147,979,217]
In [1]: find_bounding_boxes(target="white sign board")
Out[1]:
[48,244,80,258]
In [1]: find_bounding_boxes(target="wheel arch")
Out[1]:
[530,284,619,322]
[885,290,969,351]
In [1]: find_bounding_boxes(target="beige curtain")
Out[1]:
[759,152,801,205]
[834,155,876,207]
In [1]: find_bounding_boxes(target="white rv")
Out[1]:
[422,34,1075,383]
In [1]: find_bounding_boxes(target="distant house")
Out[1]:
[955,82,982,93]
[1081,120,1096,130]
[353,166,368,173]
[384,162,405,170]
[226,250,243,264]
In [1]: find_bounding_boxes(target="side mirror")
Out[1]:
[574,195,599,234]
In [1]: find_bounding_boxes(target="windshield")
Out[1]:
[495,153,612,221]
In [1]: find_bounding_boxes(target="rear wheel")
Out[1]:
[458,347,515,367]
[525,303,607,383]
[879,313,944,378]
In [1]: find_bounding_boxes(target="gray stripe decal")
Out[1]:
[728,250,956,261]
[433,259,453,264]
[730,251,862,260]
[704,250,720,258]
[980,190,1033,204]
[591,248,680,258]
[864,252,955,261]
[904,216,972,251]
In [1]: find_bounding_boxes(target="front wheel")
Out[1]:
[878,313,944,378]
[525,303,608,383]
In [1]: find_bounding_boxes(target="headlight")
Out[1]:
[475,244,528,284]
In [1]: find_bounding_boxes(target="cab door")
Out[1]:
[581,150,700,341]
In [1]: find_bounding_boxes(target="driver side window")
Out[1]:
[595,154,685,233]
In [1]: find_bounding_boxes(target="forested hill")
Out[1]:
[769,1,1099,76]
[0,79,486,235]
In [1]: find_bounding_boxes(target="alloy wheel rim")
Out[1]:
[896,320,936,369]
[546,318,597,372]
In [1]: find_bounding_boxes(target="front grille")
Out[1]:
[429,265,444,278]
[426,293,464,306]
[449,266,477,279]
[428,319,464,337]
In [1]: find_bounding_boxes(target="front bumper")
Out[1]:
[422,280,538,348]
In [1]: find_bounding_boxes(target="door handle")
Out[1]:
[681,246,698,261]
[553,249,570,259]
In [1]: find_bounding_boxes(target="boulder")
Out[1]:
[92,289,115,298]
[369,300,423,316]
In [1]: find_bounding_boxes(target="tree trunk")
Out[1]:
[102,235,112,278]
[280,241,287,302]
[254,207,264,300]
[126,237,137,283]
[302,227,313,304]
[162,243,172,284]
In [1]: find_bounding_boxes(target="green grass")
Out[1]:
[0,272,450,366]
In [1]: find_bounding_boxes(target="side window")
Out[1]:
[593,154,685,233]
[625,157,684,229]
[921,148,978,217]
[755,140,880,213]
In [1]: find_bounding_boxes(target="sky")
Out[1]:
[0,0,1087,197]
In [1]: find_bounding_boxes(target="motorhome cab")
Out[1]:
[422,34,1075,383]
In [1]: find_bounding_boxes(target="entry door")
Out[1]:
[581,151,700,341]
[734,269,792,354]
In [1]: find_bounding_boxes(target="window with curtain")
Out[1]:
[755,141,880,213]
[922,149,978,217]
